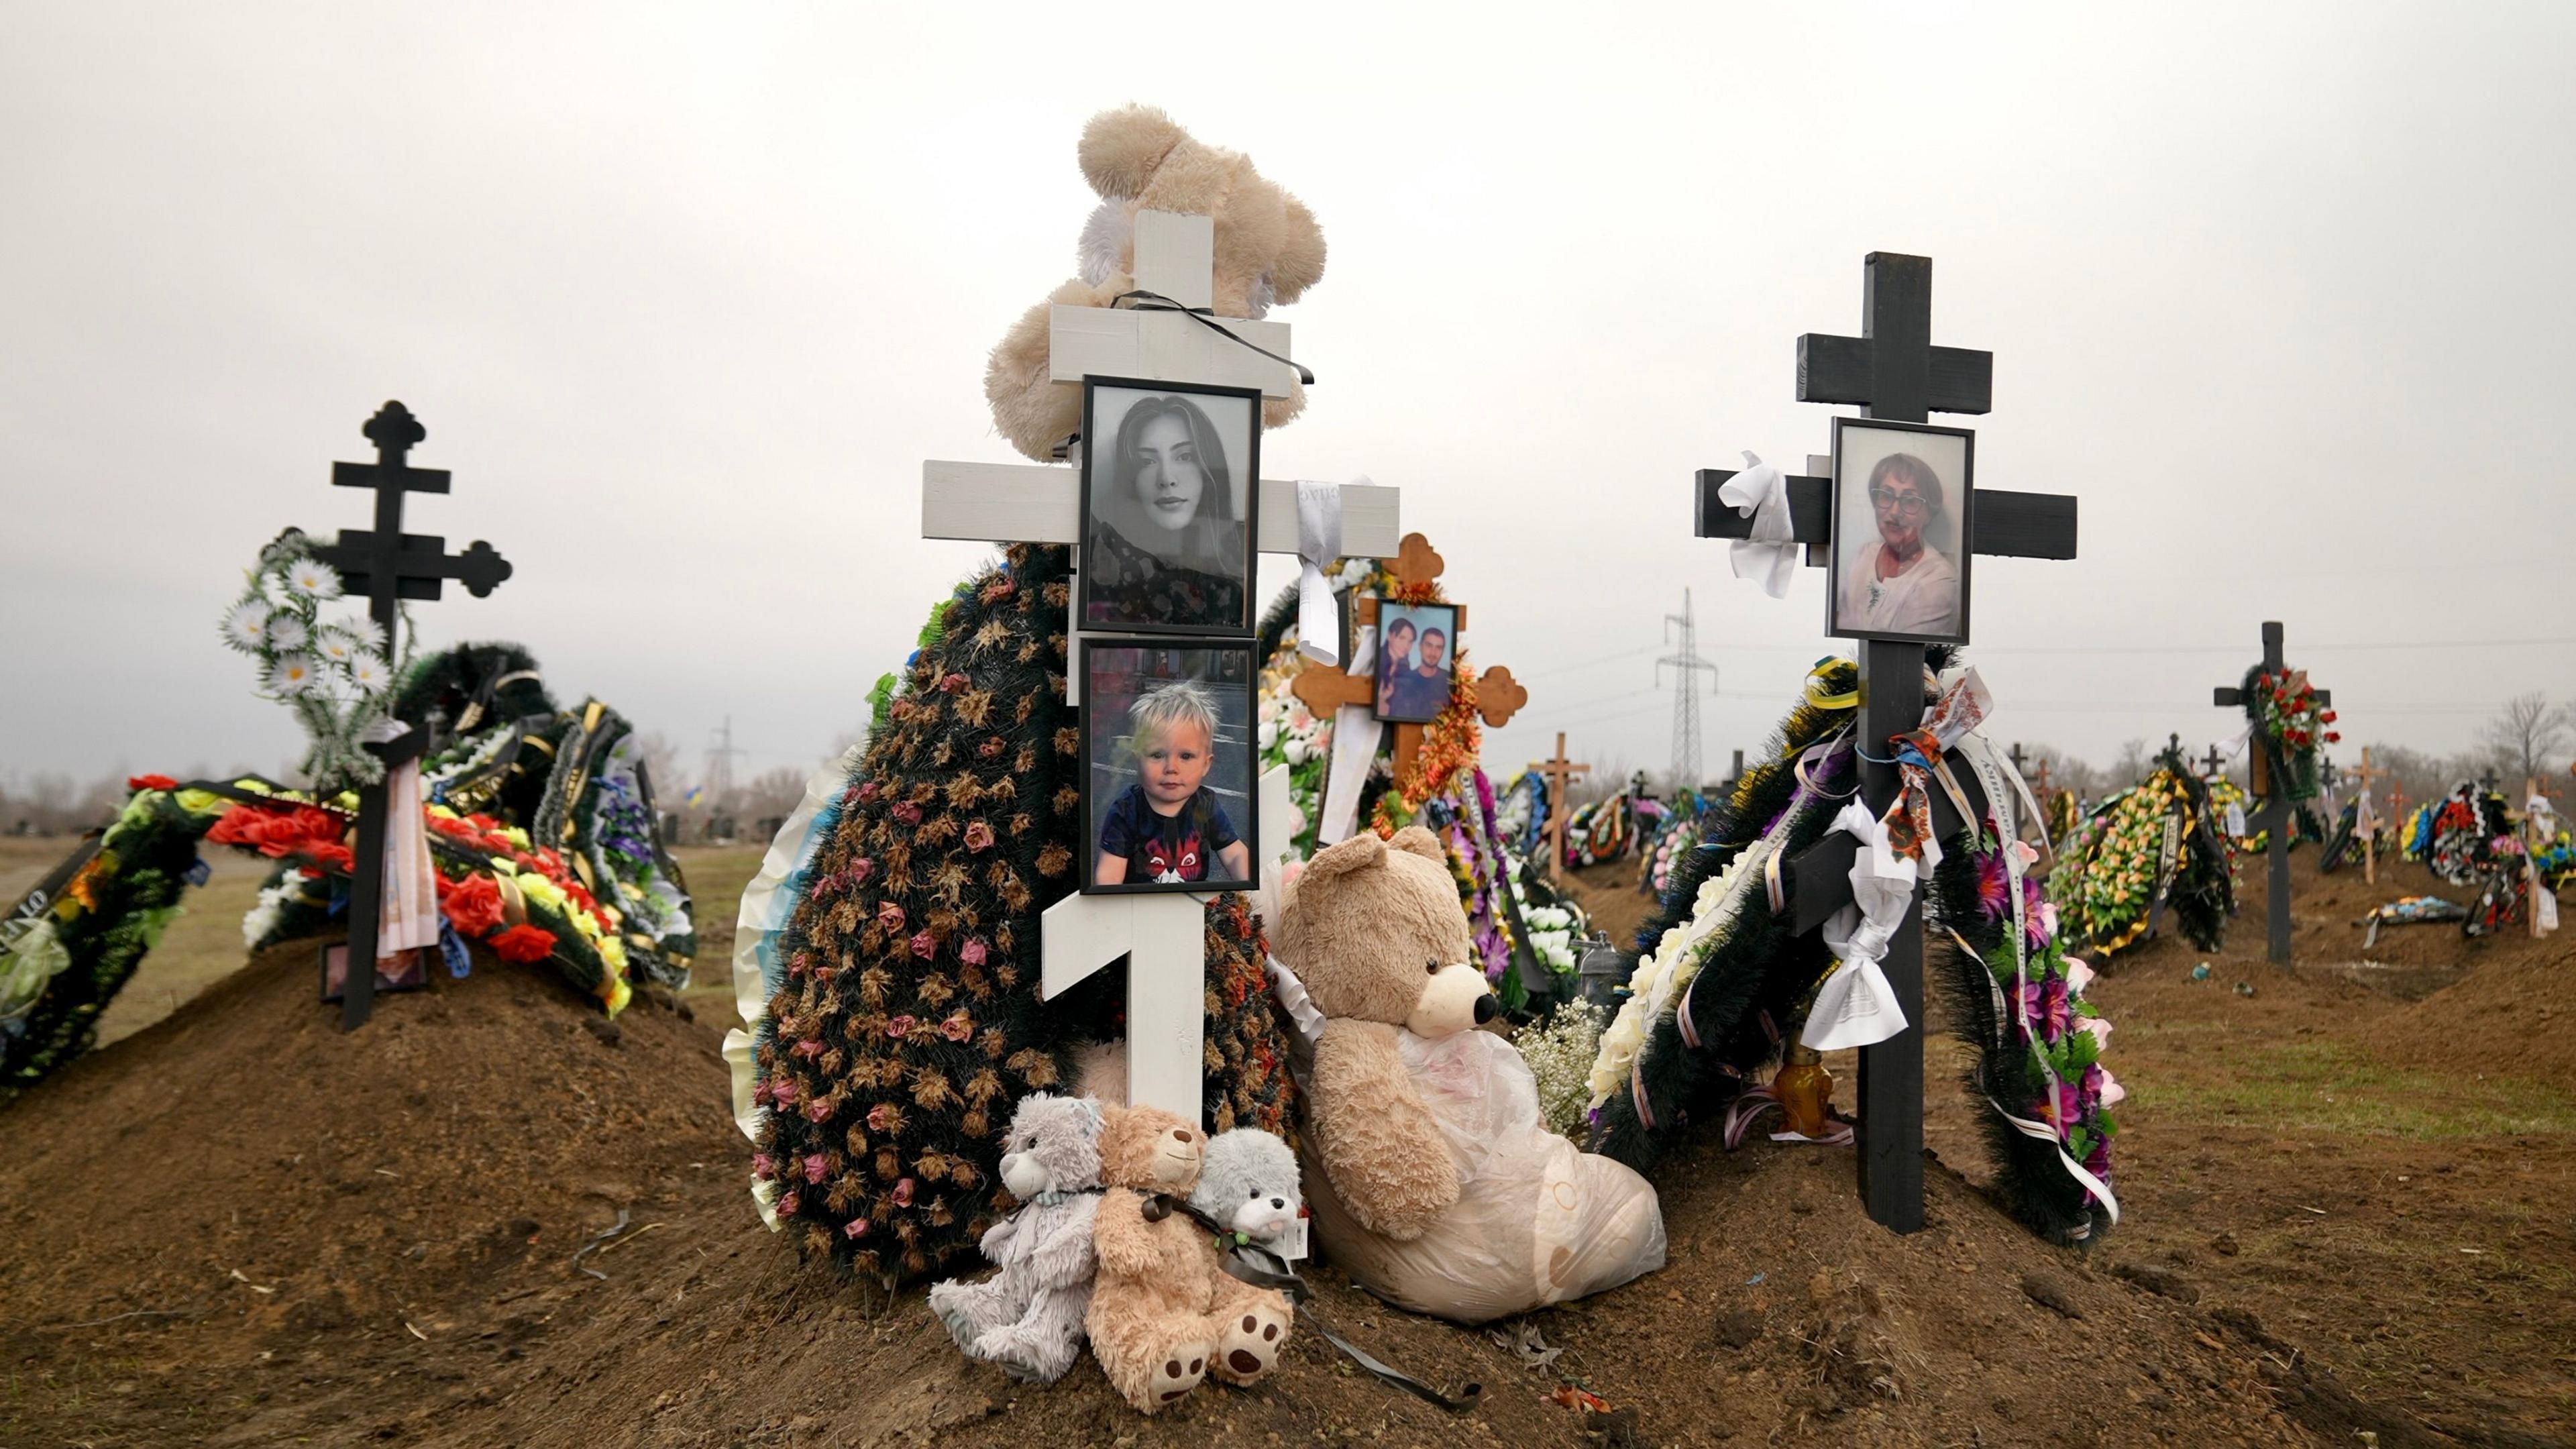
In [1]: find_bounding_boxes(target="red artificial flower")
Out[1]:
[301,842,355,876]
[2321,710,2338,724]
[488,924,556,963]
[892,801,923,826]
[858,781,881,802]
[127,774,178,792]
[939,673,968,694]
[439,873,506,936]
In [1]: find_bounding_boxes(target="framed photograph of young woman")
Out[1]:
[1079,637,1260,894]
[1373,600,1458,724]
[1827,417,1976,646]
[1078,376,1260,635]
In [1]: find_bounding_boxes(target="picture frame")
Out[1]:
[319,942,430,1004]
[1079,636,1261,895]
[1076,375,1261,636]
[1826,416,1976,646]
[1372,600,1460,724]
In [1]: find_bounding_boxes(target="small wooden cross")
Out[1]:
[1528,733,1590,873]
[2008,741,2031,775]
[1287,532,1529,782]
[2200,743,2229,782]
[2355,747,2394,885]
[2211,621,2330,966]
[304,402,513,1032]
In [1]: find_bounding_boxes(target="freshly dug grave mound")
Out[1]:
[1,932,2385,1448]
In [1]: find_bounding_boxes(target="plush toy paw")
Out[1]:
[971,1320,1081,1384]
[1210,1299,1290,1385]
[1147,1340,1211,1406]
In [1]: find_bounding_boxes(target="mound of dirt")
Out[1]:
[6,917,2439,1448]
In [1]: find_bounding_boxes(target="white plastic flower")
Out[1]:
[347,652,390,692]
[221,600,272,651]
[266,653,321,695]
[347,616,388,653]
[313,629,358,663]
[286,559,344,600]
[1258,720,1280,752]
[264,612,309,651]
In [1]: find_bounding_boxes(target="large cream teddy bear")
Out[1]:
[983,105,1327,461]
[1273,827,1668,1324]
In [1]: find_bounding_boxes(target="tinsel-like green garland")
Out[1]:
[751,546,1297,1285]
[1587,658,1863,1173]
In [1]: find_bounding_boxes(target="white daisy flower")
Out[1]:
[220,600,272,651]
[266,653,321,695]
[264,612,309,650]
[337,615,388,653]
[313,629,358,663]
[286,559,344,600]
[347,652,390,692]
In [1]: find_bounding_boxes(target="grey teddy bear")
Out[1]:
[1189,1128,1304,1251]
[928,1093,1105,1383]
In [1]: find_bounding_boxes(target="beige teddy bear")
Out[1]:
[1273,827,1668,1324]
[1083,1104,1291,1413]
[983,105,1327,461]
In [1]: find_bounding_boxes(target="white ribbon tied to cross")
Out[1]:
[1803,798,1915,1052]
[1294,479,1348,666]
[1717,451,1799,600]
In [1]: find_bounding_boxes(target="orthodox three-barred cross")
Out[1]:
[2210,621,2330,966]
[1286,532,1529,782]
[1695,253,2080,1234]
[308,402,513,1031]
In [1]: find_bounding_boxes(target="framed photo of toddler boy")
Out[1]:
[1077,376,1262,637]
[1827,417,1976,647]
[1079,637,1261,895]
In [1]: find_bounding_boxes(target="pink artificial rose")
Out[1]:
[2079,1016,2114,1049]
[892,802,923,826]
[885,1015,916,1040]
[850,858,874,885]
[843,1218,871,1240]
[939,1013,973,1042]
[890,1177,916,1208]
[877,901,905,931]
[804,1098,833,1123]
[959,937,989,967]
[909,930,937,960]
[803,1154,828,1185]
[867,1103,896,1132]
[963,821,995,852]
[752,1152,776,1179]
[777,1191,800,1216]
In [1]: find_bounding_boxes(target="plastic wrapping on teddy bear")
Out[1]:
[1299,1022,1666,1324]
[1275,826,1665,1326]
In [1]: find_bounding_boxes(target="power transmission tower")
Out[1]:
[1656,589,1721,790]
[704,715,747,807]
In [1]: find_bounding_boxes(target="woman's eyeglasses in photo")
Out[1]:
[1868,486,1930,518]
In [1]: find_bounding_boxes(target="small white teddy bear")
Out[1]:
[1188,1128,1305,1255]
[928,1093,1104,1382]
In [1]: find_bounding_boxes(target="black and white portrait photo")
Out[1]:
[1078,377,1259,635]
[1080,638,1258,893]
[1373,601,1458,724]
[1829,418,1974,645]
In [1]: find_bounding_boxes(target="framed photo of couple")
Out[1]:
[1373,601,1458,724]
[1077,376,1260,637]
[1077,637,1261,895]
[1827,417,1976,647]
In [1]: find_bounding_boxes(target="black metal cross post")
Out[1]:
[307,402,513,1030]
[2210,621,2328,967]
[1695,253,2080,1234]
[2200,743,2228,781]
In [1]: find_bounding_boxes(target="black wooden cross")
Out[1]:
[307,402,513,1030]
[2200,743,2229,781]
[1695,253,2081,1236]
[2210,621,2329,967]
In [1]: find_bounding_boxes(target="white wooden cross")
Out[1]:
[918,210,1401,1123]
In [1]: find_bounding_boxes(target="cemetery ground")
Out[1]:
[0,851,2565,1446]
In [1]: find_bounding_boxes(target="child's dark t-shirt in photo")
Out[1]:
[1097,782,1242,883]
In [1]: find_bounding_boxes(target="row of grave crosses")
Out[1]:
[1696,252,2082,1236]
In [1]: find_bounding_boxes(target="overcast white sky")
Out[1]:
[5,3,2572,796]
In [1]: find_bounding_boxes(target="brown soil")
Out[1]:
[2,849,2568,1447]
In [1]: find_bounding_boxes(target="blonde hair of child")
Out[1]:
[1126,679,1220,763]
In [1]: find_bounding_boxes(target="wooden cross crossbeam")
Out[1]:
[2200,743,2229,780]
[301,402,511,1031]
[2209,620,2328,966]
[1287,533,1528,781]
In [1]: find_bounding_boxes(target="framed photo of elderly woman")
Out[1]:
[1077,376,1260,635]
[1827,417,1976,646]
[1079,637,1260,894]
